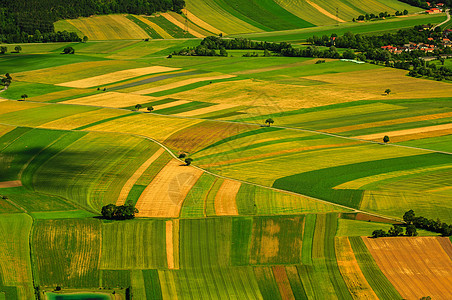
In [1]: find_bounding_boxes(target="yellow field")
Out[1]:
[131,74,236,95]
[0,180,22,188]
[185,10,224,35]
[135,160,203,217]
[335,237,378,300]
[62,92,155,108]
[116,148,165,205]
[160,12,205,38]
[0,101,45,115]
[364,237,452,300]
[58,66,179,88]
[326,111,452,134]
[354,123,452,142]
[28,89,94,102]
[166,220,175,269]
[214,179,240,216]
[304,68,452,100]
[0,125,15,139]
[133,15,173,39]
[87,114,203,141]
[306,0,346,22]
[13,61,138,84]
[174,104,238,117]
[39,108,129,130]
[67,15,149,40]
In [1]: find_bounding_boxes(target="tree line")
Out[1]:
[372,210,452,238]
[0,0,185,43]
[101,204,138,220]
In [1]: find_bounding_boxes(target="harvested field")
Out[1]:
[131,74,236,95]
[160,12,205,38]
[354,123,452,142]
[153,100,190,111]
[133,15,173,39]
[165,220,180,269]
[335,237,378,300]
[363,237,452,300]
[58,66,178,88]
[325,111,452,134]
[164,120,256,153]
[135,159,203,217]
[39,108,129,130]
[0,180,22,188]
[67,15,149,40]
[214,179,240,216]
[174,103,238,117]
[185,10,224,35]
[116,148,165,205]
[0,101,45,115]
[306,0,345,22]
[62,92,155,108]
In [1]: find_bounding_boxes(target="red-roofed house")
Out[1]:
[426,8,442,13]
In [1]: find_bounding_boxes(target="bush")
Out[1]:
[101,204,138,220]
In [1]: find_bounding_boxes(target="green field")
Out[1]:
[0,2,451,298]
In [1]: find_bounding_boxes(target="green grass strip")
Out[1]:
[46,91,98,103]
[0,127,32,152]
[74,112,137,130]
[254,267,282,300]
[125,185,147,206]
[123,98,178,110]
[324,213,352,300]
[286,267,308,300]
[147,77,240,97]
[102,270,131,289]
[143,270,163,300]
[205,179,224,216]
[180,173,216,218]
[126,15,163,39]
[235,184,257,215]
[349,236,401,300]
[230,217,253,265]
[301,214,316,265]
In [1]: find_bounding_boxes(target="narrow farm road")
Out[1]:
[433,9,451,30]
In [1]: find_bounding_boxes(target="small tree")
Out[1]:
[219,47,228,57]
[0,46,7,54]
[20,94,28,101]
[178,153,186,159]
[403,209,416,224]
[384,88,391,95]
[406,224,418,236]
[83,36,89,43]
[383,135,389,143]
[388,225,403,237]
[14,46,22,53]
[101,204,117,219]
[135,104,142,111]
[147,106,154,113]
[185,158,193,166]
[265,118,274,127]
[62,46,75,54]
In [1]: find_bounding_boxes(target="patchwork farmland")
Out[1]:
[1,0,452,298]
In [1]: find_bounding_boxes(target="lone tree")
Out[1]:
[185,158,193,166]
[265,118,274,127]
[146,106,154,113]
[83,36,89,43]
[14,46,22,53]
[20,94,28,101]
[384,88,391,95]
[383,135,390,143]
[0,46,7,54]
[135,104,142,111]
[62,46,75,54]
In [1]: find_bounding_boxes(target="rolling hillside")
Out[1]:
[53,0,423,40]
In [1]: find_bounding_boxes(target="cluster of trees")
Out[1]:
[173,44,228,57]
[397,0,429,9]
[372,224,417,238]
[403,210,452,236]
[0,0,185,43]
[1,73,12,87]
[101,204,138,220]
[372,210,452,238]
[354,10,406,22]
[408,60,452,80]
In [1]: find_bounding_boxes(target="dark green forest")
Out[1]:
[0,0,185,43]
